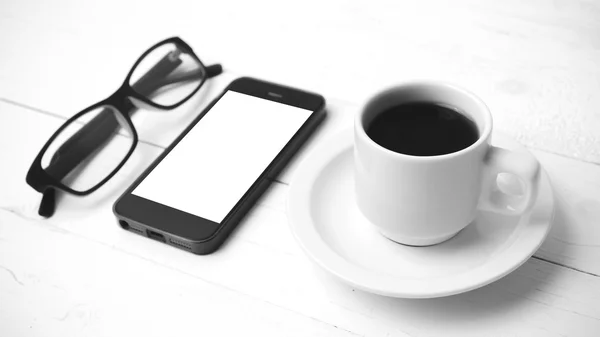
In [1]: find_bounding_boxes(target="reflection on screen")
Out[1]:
[133,91,312,223]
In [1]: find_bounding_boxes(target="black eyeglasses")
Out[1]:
[26,37,222,218]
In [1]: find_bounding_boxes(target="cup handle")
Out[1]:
[478,146,541,215]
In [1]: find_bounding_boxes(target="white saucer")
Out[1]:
[287,128,554,298]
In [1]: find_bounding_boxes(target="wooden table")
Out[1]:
[1,1,599,336]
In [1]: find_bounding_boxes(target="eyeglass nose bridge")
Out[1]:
[101,88,165,131]
[100,86,147,119]
[105,85,134,107]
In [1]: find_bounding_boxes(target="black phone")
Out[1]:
[113,77,326,254]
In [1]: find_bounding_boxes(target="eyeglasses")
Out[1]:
[26,37,222,218]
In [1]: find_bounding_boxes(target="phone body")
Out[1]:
[113,77,326,254]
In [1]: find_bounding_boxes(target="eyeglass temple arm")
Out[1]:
[160,64,222,88]
[206,64,223,78]
[38,188,56,217]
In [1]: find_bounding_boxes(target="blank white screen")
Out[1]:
[133,91,312,223]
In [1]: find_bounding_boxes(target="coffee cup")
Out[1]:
[354,82,540,246]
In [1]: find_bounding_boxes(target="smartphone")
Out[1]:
[113,77,326,254]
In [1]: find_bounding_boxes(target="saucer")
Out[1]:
[287,128,554,298]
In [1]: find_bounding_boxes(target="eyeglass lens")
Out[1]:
[40,105,135,193]
[129,42,206,107]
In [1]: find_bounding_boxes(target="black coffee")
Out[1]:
[366,102,479,156]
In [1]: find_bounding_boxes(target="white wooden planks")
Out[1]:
[1,101,600,336]
[2,0,600,335]
[1,0,600,162]
[0,212,361,337]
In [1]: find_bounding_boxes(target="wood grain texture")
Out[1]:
[1,0,600,162]
[3,206,600,337]
[2,0,600,335]
[0,213,362,337]
[1,101,600,336]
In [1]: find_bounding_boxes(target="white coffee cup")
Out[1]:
[354,82,541,246]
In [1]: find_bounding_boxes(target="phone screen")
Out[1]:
[132,90,312,223]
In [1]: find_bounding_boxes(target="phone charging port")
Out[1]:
[147,230,166,243]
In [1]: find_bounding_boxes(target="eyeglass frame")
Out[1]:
[26,36,222,212]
